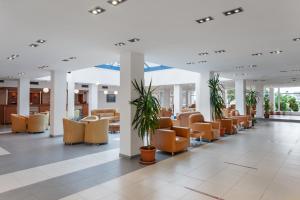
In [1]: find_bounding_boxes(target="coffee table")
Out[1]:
[109,123,120,133]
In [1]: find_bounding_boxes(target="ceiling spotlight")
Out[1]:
[248,64,257,68]
[29,43,39,47]
[198,61,207,64]
[128,38,140,43]
[114,42,126,46]
[293,38,300,41]
[43,88,50,93]
[196,16,214,24]
[104,90,109,94]
[17,72,25,76]
[223,7,243,16]
[69,56,77,60]
[280,70,288,73]
[198,52,209,56]
[252,53,263,56]
[74,89,79,94]
[186,62,195,65]
[214,50,226,54]
[38,65,49,70]
[62,59,69,62]
[89,7,105,15]
[270,50,283,54]
[36,39,46,44]
[7,54,19,60]
[114,90,118,95]
[107,0,126,6]
[236,66,244,70]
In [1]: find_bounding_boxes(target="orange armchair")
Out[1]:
[230,110,252,128]
[189,113,220,142]
[11,114,28,133]
[152,117,189,155]
[63,118,85,144]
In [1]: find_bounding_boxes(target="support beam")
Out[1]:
[67,73,75,119]
[269,88,274,112]
[162,88,171,108]
[88,84,98,115]
[196,71,212,121]
[277,88,281,111]
[17,78,30,116]
[255,83,264,118]
[173,85,182,116]
[235,79,246,115]
[119,51,144,158]
[50,70,67,137]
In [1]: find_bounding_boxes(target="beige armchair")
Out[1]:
[63,118,85,144]
[152,117,190,155]
[40,111,49,130]
[11,114,28,133]
[27,114,46,133]
[189,113,220,142]
[84,119,109,144]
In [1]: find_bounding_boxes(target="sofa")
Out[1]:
[189,113,220,142]
[11,114,28,133]
[63,118,85,144]
[91,109,120,122]
[152,117,189,155]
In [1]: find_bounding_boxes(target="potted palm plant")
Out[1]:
[130,79,160,165]
[208,74,226,136]
[246,89,259,125]
[264,97,271,118]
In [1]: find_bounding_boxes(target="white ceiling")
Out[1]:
[1,0,300,84]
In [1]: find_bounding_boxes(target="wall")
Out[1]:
[97,91,120,111]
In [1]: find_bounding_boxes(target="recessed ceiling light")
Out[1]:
[280,70,288,73]
[62,59,69,62]
[89,7,106,15]
[38,65,49,70]
[29,43,39,48]
[17,72,25,76]
[270,50,283,54]
[69,56,77,60]
[196,16,214,24]
[223,7,243,16]
[293,38,300,41]
[7,54,19,60]
[186,62,195,65]
[236,66,244,70]
[215,50,226,54]
[114,42,126,46]
[128,38,140,43]
[198,52,209,56]
[107,0,127,6]
[252,53,263,56]
[36,39,46,44]
[248,64,257,68]
[198,61,207,64]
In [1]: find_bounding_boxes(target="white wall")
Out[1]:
[98,91,120,110]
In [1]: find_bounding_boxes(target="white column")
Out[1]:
[235,79,246,115]
[195,71,212,121]
[173,85,183,116]
[67,73,75,119]
[269,88,274,112]
[162,88,171,108]
[17,78,30,116]
[50,70,67,137]
[277,88,281,111]
[224,89,229,107]
[255,83,264,118]
[119,51,144,158]
[88,84,98,115]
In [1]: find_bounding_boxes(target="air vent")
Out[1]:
[81,84,89,88]
[0,80,4,83]
[102,85,109,89]
[30,81,39,85]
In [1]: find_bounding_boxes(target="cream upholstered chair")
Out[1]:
[80,115,99,122]
[84,119,109,144]
[27,114,46,133]
[39,111,49,130]
[11,114,28,133]
[152,117,190,155]
[189,113,220,142]
[63,118,85,144]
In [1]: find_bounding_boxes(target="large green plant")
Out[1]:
[264,96,271,114]
[246,89,259,108]
[130,80,160,148]
[208,74,225,120]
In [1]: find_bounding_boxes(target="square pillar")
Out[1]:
[88,84,98,115]
[50,70,67,137]
[269,88,274,112]
[17,78,30,116]
[162,88,171,108]
[196,71,213,121]
[173,85,183,116]
[67,73,75,119]
[235,79,246,115]
[277,88,281,111]
[255,83,264,118]
[119,51,144,158]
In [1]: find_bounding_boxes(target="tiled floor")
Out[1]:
[0,121,300,200]
[270,114,300,121]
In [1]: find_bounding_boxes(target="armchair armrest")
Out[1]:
[211,121,220,129]
[190,122,212,133]
[172,126,190,138]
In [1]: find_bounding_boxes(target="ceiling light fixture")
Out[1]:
[17,72,25,76]
[186,62,195,65]
[36,39,46,44]
[252,53,263,56]
[69,56,77,60]
[43,88,50,93]
[223,7,243,16]
[236,66,244,70]
[114,42,126,46]
[38,65,49,70]
[198,52,209,56]
[293,38,300,42]
[7,54,19,60]
[107,0,127,6]
[62,59,69,62]
[104,90,109,94]
[198,61,208,64]
[114,90,118,95]
[29,43,39,48]
[128,38,140,43]
[248,64,257,68]
[89,7,105,15]
[280,70,288,73]
[270,50,283,54]
[215,50,226,54]
[74,89,79,94]
[196,16,214,24]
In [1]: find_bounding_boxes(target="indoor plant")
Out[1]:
[246,89,259,124]
[208,74,226,136]
[264,96,271,118]
[130,79,160,164]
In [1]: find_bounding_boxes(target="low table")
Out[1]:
[109,123,120,133]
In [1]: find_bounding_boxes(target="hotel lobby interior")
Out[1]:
[1,0,300,200]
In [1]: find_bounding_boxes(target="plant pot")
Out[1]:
[140,146,156,165]
[220,128,226,137]
[264,113,270,119]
